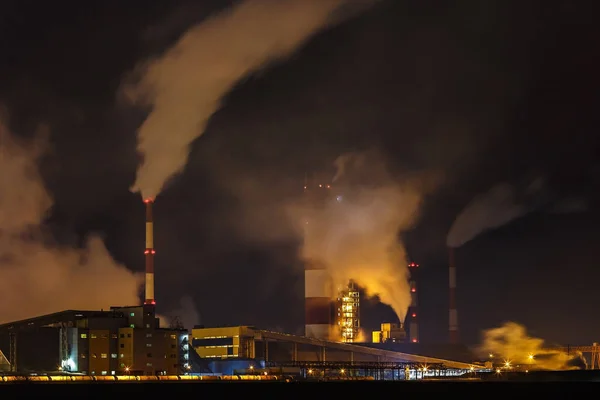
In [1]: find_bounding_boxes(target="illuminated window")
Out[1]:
[101,354,107,359]
[92,353,97,358]
[130,313,135,317]
[120,354,124,358]
[146,363,153,367]
[80,334,87,339]
[146,333,152,338]
[111,354,117,359]
[170,335,176,340]
[91,334,97,339]
[130,324,135,328]
[146,343,152,347]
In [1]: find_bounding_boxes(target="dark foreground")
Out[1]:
[1,370,599,395]
[0,381,597,396]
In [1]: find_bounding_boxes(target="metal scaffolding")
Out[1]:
[266,361,461,380]
[337,281,359,343]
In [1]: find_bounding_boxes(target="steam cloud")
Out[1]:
[293,151,423,323]
[447,178,588,248]
[0,119,143,324]
[124,0,365,200]
[479,322,585,370]
[447,183,529,248]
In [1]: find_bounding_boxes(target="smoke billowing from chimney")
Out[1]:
[479,322,586,370]
[293,151,423,323]
[123,0,372,200]
[0,118,143,324]
[446,183,528,248]
[446,178,589,248]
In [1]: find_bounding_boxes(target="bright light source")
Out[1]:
[528,354,534,361]
[340,369,345,374]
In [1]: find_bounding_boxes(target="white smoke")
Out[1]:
[446,183,528,248]
[293,151,424,322]
[447,178,588,248]
[0,118,143,324]
[123,0,374,200]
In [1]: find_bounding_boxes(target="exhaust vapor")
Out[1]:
[292,151,424,323]
[124,0,375,200]
[447,177,588,248]
[0,118,143,324]
[479,322,586,370]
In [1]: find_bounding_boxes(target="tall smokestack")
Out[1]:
[304,176,333,340]
[144,198,156,306]
[448,247,458,344]
[407,262,419,343]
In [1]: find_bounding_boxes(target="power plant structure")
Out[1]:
[303,175,335,340]
[144,198,156,307]
[337,280,360,343]
[448,248,459,344]
[0,198,189,376]
[407,262,419,343]
[0,179,498,380]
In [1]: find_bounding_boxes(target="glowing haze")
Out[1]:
[479,322,585,370]
[125,0,359,200]
[0,119,143,324]
[294,151,423,323]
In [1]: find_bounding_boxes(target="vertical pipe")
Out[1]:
[304,179,332,339]
[408,262,419,343]
[448,247,458,344]
[144,199,155,305]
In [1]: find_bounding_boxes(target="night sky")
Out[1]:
[0,0,598,346]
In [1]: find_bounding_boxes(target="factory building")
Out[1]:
[191,326,255,360]
[0,307,189,376]
[337,281,360,343]
[372,323,407,344]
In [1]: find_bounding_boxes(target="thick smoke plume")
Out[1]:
[447,182,529,248]
[447,178,588,248]
[0,119,143,324]
[124,0,366,200]
[294,151,423,323]
[478,322,585,371]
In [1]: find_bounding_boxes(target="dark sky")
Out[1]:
[0,0,598,346]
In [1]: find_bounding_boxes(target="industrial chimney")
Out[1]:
[303,175,334,340]
[448,247,458,344]
[144,198,156,306]
[407,262,419,343]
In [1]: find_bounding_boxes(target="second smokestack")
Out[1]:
[144,198,155,305]
[448,247,458,344]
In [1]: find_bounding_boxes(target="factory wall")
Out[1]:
[191,326,254,359]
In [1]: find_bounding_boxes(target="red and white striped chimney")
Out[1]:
[303,178,332,339]
[305,263,331,339]
[448,247,458,344]
[144,199,156,306]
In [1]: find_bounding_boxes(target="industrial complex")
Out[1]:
[3,178,592,383]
